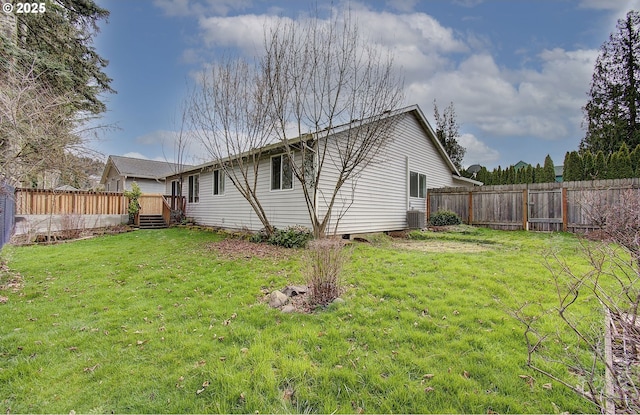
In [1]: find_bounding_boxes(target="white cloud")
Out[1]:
[158,2,604,166]
[197,14,287,54]
[458,133,500,167]
[407,46,597,143]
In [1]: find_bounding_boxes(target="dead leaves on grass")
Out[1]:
[206,239,292,260]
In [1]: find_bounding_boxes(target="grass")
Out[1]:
[0,227,598,413]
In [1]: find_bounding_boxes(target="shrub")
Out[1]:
[267,225,313,248]
[307,238,345,307]
[429,209,462,226]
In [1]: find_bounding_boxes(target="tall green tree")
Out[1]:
[581,10,640,154]
[433,100,466,171]
[616,143,634,178]
[594,150,608,179]
[630,144,640,175]
[563,151,584,182]
[0,0,113,186]
[6,0,114,114]
[542,154,556,182]
[582,150,595,179]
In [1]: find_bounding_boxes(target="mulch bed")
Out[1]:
[205,239,295,260]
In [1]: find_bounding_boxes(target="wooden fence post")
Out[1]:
[468,191,473,225]
[562,187,568,232]
[522,188,528,231]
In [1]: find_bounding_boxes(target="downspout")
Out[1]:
[405,156,409,211]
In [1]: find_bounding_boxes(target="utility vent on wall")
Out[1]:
[407,210,425,229]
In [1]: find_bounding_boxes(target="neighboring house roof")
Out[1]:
[100,155,187,185]
[169,104,481,186]
[513,160,530,171]
[466,164,482,174]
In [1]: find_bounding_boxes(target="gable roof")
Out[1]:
[100,155,187,184]
[170,104,470,180]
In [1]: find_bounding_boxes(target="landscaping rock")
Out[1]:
[281,285,308,297]
[281,305,296,313]
[269,291,289,308]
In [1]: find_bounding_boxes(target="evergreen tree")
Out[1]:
[631,144,640,176]
[524,165,534,183]
[495,166,503,185]
[607,152,620,179]
[564,151,583,182]
[6,0,114,115]
[617,143,634,178]
[594,150,608,179]
[563,152,572,181]
[581,10,640,154]
[582,150,595,179]
[534,163,544,183]
[476,167,490,184]
[434,100,466,171]
[506,166,515,184]
[543,154,555,182]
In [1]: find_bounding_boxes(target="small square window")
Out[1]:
[410,171,426,198]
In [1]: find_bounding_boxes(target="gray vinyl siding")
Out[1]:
[177,153,311,231]
[124,178,166,194]
[317,112,457,235]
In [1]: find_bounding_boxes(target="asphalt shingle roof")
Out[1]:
[109,155,184,179]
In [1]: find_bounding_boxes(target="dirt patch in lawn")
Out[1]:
[206,239,295,260]
[392,239,496,253]
[0,262,24,303]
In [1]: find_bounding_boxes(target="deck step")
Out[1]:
[138,215,167,229]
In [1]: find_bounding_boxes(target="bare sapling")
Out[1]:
[512,188,640,414]
[306,238,347,307]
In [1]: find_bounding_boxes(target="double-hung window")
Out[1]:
[410,171,426,198]
[213,169,225,195]
[188,174,199,203]
[271,154,293,190]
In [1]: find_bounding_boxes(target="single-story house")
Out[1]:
[165,104,480,235]
[101,155,185,193]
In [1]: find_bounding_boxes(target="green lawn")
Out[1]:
[0,227,597,413]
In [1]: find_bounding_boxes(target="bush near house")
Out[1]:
[429,209,462,226]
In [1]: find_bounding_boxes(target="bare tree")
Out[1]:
[0,57,80,188]
[188,57,276,234]
[262,9,404,237]
[513,189,640,414]
[162,97,194,220]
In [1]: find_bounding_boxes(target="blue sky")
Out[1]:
[92,0,640,169]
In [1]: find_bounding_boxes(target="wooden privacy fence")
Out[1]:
[15,188,128,215]
[427,178,640,232]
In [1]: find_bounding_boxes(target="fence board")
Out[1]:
[428,178,640,233]
[138,194,164,215]
[15,189,128,215]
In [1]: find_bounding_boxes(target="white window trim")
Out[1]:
[270,153,294,192]
[409,171,427,199]
[188,174,200,204]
